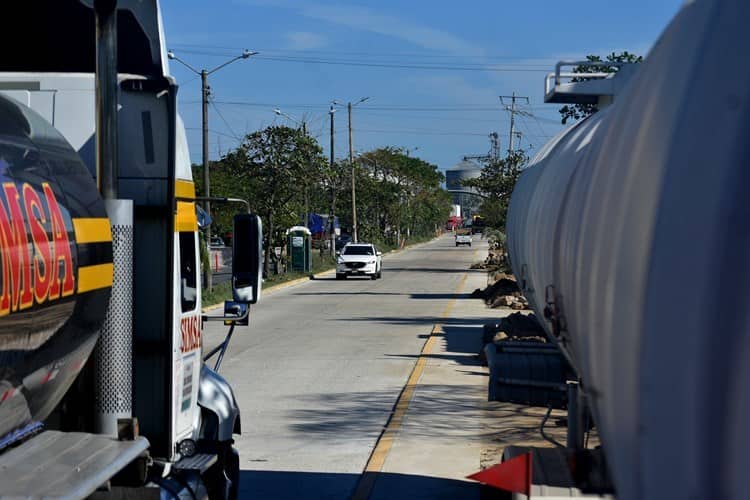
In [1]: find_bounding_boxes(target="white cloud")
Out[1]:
[285,31,328,50]
[298,4,484,56]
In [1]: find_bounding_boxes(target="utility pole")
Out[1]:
[348,102,355,243]
[168,49,257,291]
[201,70,210,286]
[347,96,369,243]
[500,92,529,154]
[329,103,336,256]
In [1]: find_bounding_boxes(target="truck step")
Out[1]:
[0,430,149,499]
[173,453,217,474]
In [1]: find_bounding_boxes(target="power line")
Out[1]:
[253,55,549,72]
[169,43,561,62]
[169,48,550,72]
[210,101,242,140]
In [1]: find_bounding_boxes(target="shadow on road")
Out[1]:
[337,315,488,328]
[385,267,483,274]
[239,469,484,500]
[286,384,492,442]
[409,292,473,300]
[292,291,406,296]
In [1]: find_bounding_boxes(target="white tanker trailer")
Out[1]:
[506,0,750,498]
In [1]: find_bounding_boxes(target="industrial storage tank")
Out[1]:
[506,0,750,498]
[445,159,482,217]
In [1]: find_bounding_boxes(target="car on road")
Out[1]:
[336,243,382,280]
[455,229,472,247]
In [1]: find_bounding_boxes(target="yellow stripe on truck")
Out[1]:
[175,179,196,200]
[77,263,114,293]
[72,218,112,244]
[175,201,198,232]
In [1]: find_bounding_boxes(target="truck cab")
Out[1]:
[0,2,261,498]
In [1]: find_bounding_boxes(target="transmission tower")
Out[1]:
[463,132,501,162]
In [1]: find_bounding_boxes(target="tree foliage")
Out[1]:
[461,150,528,230]
[196,129,451,277]
[558,51,643,125]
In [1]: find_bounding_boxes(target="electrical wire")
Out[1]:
[210,100,243,140]
[169,43,561,62]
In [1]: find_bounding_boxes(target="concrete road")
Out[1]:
[202,234,487,499]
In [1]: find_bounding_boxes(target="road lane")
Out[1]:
[202,234,486,498]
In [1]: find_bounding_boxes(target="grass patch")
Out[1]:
[202,280,232,309]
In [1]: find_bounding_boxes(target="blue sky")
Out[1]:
[162,0,683,171]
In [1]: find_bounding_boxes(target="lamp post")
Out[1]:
[167,49,258,290]
[274,109,309,229]
[347,96,369,243]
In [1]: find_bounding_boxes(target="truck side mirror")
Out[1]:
[232,214,263,304]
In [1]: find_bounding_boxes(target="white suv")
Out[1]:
[336,243,382,280]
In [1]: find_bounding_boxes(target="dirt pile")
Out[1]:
[470,273,530,310]
[479,312,548,364]
[482,312,547,344]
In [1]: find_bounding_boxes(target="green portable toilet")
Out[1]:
[286,226,312,273]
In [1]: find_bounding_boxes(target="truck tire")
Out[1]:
[455,243,459,247]
[336,273,346,280]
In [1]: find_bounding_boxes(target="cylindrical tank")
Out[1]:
[506,1,750,498]
[0,94,112,441]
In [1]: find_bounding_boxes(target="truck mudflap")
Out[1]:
[0,430,149,498]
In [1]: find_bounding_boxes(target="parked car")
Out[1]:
[336,243,382,280]
[210,235,225,248]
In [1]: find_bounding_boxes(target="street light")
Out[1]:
[167,48,258,291]
[274,108,306,134]
[347,96,369,243]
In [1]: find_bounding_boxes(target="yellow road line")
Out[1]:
[72,218,112,244]
[351,268,472,500]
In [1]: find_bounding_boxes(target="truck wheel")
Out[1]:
[468,243,472,247]
[377,269,382,279]
[455,243,459,247]
[371,274,377,280]
[336,273,346,280]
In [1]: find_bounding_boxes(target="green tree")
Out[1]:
[355,148,451,246]
[461,150,528,230]
[215,126,327,275]
[558,51,643,125]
